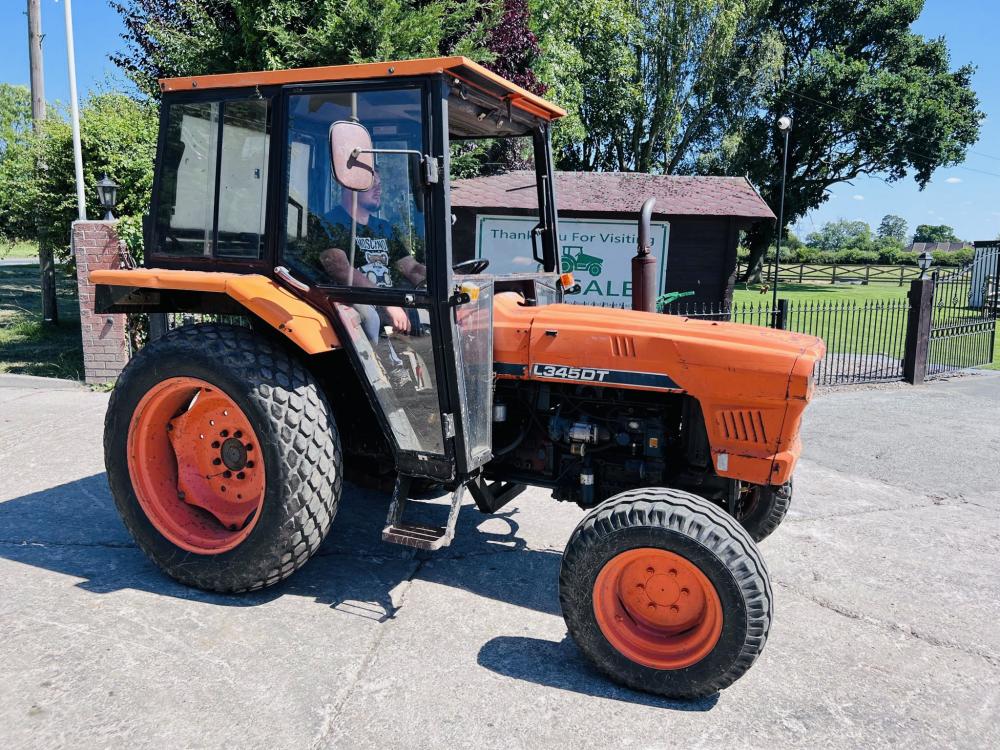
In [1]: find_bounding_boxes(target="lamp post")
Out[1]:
[771,115,792,323]
[96,174,119,220]
[918,251,933,279]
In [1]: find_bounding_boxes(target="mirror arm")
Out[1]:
[350,148,439,185]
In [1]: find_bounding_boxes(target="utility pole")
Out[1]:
[27,0,58,324]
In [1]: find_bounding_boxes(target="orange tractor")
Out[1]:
[92,57,824,699]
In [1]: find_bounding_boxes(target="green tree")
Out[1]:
[0,94,158,262]
[0,84,31,156]
[805,219,871,252]
[913,223,960,243]
[112,0,489,97]
[711,1,982,279]
[877,214,907,242]
[535,0,775,172]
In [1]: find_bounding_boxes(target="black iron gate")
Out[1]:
[926,242,1000,378]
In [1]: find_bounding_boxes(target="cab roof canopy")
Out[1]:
[159,56,566,135]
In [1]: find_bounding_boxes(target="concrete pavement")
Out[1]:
[0,373,997,749]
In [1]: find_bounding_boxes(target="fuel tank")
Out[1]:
[492,292,826,485]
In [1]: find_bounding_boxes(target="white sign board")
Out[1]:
[475,215,669,305]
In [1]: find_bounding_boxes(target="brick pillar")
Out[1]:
[73,220,129,385]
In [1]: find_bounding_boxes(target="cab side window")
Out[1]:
[153,97,270,260]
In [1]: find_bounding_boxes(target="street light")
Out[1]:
[96,174,119,220]
[771,116,792,322]
[918,251,933,279]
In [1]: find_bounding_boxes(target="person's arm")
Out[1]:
[319,247,375,287]
[397,255,427,286]
[318,247,411,332]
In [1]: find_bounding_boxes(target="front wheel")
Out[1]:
[105,324,342,593]
[559,487,771,699]
[736,480,792,542]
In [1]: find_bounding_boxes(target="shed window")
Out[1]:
[153,98,270,259]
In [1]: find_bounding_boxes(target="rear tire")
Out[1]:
[559,487,771,699]
[105,324,342,593]
[737,480,792,543]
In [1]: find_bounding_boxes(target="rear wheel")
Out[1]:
[105,324,342,593]
[559,487,771,698]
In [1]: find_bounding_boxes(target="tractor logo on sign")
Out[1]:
[560,246,604,277]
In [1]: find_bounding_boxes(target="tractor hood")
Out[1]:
[492,294,826,485]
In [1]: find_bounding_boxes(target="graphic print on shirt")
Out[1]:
[356,237,392,287]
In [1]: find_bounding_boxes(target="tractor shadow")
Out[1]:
[0,473,560,617]
[0,473,719,709]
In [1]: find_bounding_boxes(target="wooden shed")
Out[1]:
[451,171,775,306]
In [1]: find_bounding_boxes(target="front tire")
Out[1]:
[559,487,771,699]
[105,324,342,593]
[736,480,792,543]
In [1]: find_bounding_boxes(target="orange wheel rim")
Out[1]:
[127,377,265,555]
[593,548,723,670]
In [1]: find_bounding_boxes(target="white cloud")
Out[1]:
[945,176,963,184]
[851,194,865,201]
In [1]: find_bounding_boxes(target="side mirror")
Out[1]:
[329,120,374,192]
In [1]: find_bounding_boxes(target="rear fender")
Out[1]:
[90,269,339,354]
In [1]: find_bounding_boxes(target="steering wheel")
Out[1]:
[452,258,490,275]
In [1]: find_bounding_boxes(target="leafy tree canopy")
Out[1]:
[0,84,32,155]
[0,94,158,257]
[877,214,907,242]
[912,223,961,243]
[805,218,871,252]
[705,0,981,277]
[112,0,493,97]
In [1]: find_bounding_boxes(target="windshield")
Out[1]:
[282,88,427,291]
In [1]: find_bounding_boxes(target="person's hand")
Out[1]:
[387,306,410,333]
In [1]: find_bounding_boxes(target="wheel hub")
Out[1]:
[220,437,248,471]
[127,377,266,555]
[592,547,723,670]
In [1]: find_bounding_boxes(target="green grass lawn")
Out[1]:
[0,240,41,259]
[732,281,909,305]
[732,281,998,368]
[0,263,84,380]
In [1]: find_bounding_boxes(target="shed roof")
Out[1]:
[451,171,775,220]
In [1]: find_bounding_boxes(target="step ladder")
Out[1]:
[381,474,465,551]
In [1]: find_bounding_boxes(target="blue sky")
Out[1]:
[1,0,997,242]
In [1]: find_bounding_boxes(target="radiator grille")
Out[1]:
[717,409,768,444]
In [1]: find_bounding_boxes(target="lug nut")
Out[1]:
[246,460,255,468]
[236,472,245,480]
[223,470,232,479]
[636,582,644,590]
[221,429,229,437]
[647,602,656,610]
[234,430,243,439]
[245,444,253,452]
[681,588,690,596]
[646,567,654,574]
[213,458,222,466]
[212,441,220,449]
[669,569,677,577]
[670,605,680,613]
[177,491,185,500]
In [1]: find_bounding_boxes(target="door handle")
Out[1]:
[274,266,310,293]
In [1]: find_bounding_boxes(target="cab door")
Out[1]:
[276,80,491,481]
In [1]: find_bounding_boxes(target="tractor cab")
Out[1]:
[123,58,567,542]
